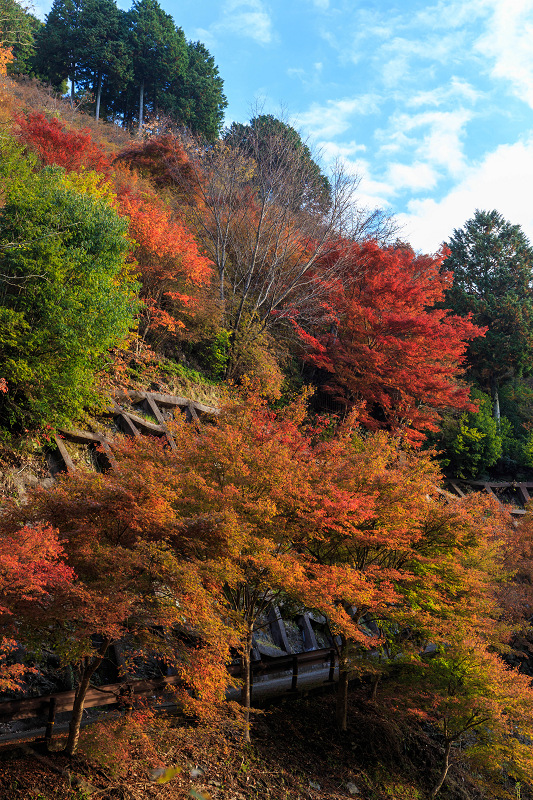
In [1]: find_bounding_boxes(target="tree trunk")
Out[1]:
[240,626,253,742]
[336,668,349,731]
[370,673,380,702]
[491,377,501,429]
[70,73,75,105]
[95,72,102,121]
[240,625,253,743]
[65,640,110,756]
[430,738,452,798]
[138,81,144,132]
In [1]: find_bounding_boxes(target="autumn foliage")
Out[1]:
[11,112,214,352]
[15,112,111,173]
[0,523,74,691]
[116,185,212,342]
[0,44,13,77]
[0,390,512,737]
[5,91,533,796]
[299,241,484,443]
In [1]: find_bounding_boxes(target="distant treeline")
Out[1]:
[0,0,227,140]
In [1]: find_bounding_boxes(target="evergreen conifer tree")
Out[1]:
[127,0,187,130]
[165,40,227,141]
[443,209,533,420]
[77,0,131,120]
[33,0,81,100]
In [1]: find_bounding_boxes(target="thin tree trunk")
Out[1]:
[95,73,102,121]
[240,625,253,743]
[138,81,144,132]
[336,668,349,731]
[65,639,110,756]
[370,673,380,702]
[491,376,501,429]
[70,72,75,105]
[430,738,452,798]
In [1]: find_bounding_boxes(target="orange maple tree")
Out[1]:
[115,186,212,346]
[0,43,13,77]
[2,465,237,754]
[2,387,524,764]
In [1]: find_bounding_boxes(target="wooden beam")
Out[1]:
[143,395,177,451]
[58,428,105,445]
[115,412,141,438]
[0,674,183,722]
[52,435,76,473]
[119,410,164,435]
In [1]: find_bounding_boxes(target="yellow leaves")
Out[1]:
[0,43,13,76]
[149,765,182,784]
[60,169,116,204]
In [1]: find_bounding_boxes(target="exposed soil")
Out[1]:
[0,686,519,800]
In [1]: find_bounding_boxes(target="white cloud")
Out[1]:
[296,95,381,139]
[475,0,533,108]
[197,0,275,47]
[378,109,472,177]
[317,139,367,161]
[406,78,481,109]
[417,110,472,175]
[287,62,323,89]
[222,0,274,44]
[397,137,533,253]
[413,0,489,31]
[387,162,439,192]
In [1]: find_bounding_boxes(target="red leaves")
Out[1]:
[15,112,111,173]
[302,240,485,444]
[117,186,211,285]
[114,134,200,200]
[0,523,75,691]
[0,523,74,614]
[115,186,212,341]
[13,114,214,345]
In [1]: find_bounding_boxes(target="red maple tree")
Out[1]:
[0,523,74,692]
[15,112,111,173]
[298,240,485,444]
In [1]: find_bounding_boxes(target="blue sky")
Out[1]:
[36,0,533,253]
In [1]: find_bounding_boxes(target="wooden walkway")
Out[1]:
[445,479,533,516]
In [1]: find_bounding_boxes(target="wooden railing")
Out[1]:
[0,648,337,748]
[445,478,533,516]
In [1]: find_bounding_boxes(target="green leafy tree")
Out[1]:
[0,0,42,75]
[443,209,533,420]
[438,389,502,477]
[225,114,331,211]
[0,141,137,431]
[401,638,533,797]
